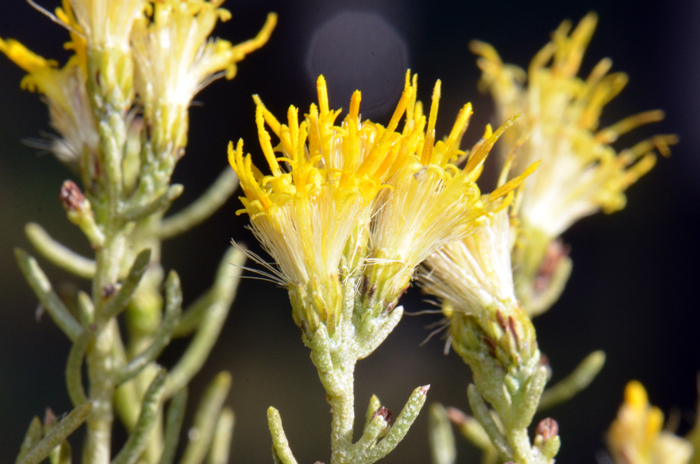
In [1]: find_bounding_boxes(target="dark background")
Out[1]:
[1,1,699,463]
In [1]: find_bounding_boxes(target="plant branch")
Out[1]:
[164,247,244,398]
[102,249,152,320]
[208,407,235,464]
[15,248,83,342]
[267,407,299,464]
[112,369,167,464]
[158,388,188,464]
[16,402,92,464]
[159,168,239,240]
[66,327,94,407]
[538,351,605,411]
[25,223,96,279]
[364,385,430,464]
[180,372,232,464]
[125,184,183,223]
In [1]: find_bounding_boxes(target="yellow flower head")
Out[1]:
[471,12,677,240]
[608,381,693,464]
[420,209,517,317]
[231,73,529,331]
[230,75,399,332]
[0,37,98,164]
[132,0,277,149]
[418,155,539,360]
[366,74,534,309]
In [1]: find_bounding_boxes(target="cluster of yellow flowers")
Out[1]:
[1,2,694,464]
[467,13,678,316]
[0,0,276,169]
[230,72,533,335]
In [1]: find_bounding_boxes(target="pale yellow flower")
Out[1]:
[0,38,98,164]
[132,0,277,149]
[472,12,677,241]
[418,154,539,356]
[365,76,532,309]
[471,13,677,316]
[608,381,693,464]
[67,0,145,52]
[420,209,517,316]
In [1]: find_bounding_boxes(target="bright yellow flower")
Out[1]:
[608,381,692,464]
[231,72,528,331]
[132,0,277,149]
[55,0,88,72]
[472,12,677,241]
[0,37,98,164]
[229,75,398,333]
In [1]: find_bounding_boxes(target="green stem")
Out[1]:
[364,385,429,463]
[112,370,167,464]
[66,328,93,407]
[164,247,244,398]
[119,271,182,384]
[329,366,356,464]
[15,248,83,342]
[85,232,126,464]
[180,372,232,464]
[17,403,92,464]
[267,407,299,464]
[159,388,188,464]
[509,428,533,464]
[85,321,119,464]
[16,417,42,464]
[208,408,235,464]
[428,403,456,464]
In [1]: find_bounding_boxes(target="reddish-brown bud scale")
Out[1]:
[60,180,86,212]
[372,406,392,424]
[536,417,559,440]
[102,283,117,298]
[535,240,571,293]
[496,309,508,330]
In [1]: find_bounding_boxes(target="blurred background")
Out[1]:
[1,0,699,462]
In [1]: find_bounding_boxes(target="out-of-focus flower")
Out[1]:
[65,0,145,52]
[57,0,147,110]
[608,381,693,464]
[132,0,277,150]
[0,38,98,165]
[420,209,518,320]
[471,12,677,315]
